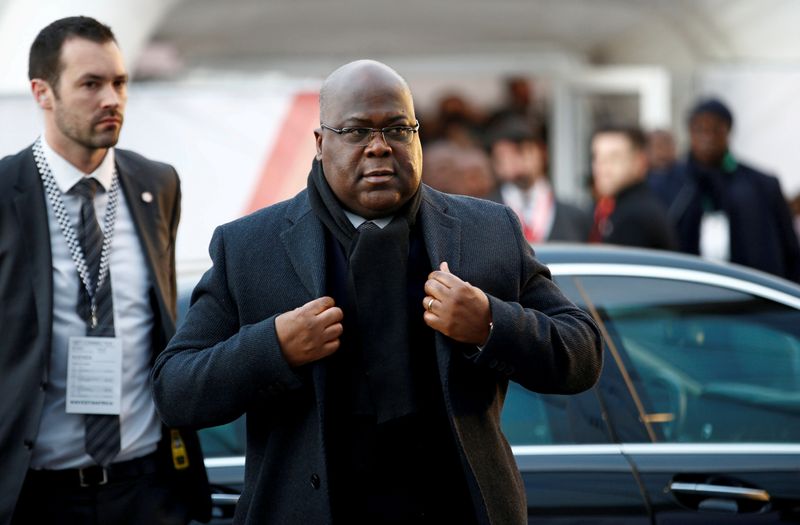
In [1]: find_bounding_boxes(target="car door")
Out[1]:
[501,274,653,524]
[571,269,800,524]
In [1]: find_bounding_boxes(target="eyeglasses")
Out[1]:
[320,121,420,146]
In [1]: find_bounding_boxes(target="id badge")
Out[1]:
[66,337,122,415]
[699,211,730,262]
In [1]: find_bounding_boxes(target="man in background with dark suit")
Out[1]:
[152,59,602,525]
[668,98,800,282]
[0,16,209,524]
[589,125,678,251]
[486,116,590,243]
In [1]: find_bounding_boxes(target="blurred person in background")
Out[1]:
[487,76,547,133]
[668,98,800,282]
[590,125,677,250]
[487,116,589,243]
[0,16,209,524]
[791,193,800,244]
[646,128,684,207]
[421,92,485,147]
[422,141,496,199]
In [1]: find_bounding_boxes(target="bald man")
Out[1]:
[152,60,602,525]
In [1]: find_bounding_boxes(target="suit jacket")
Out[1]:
[549,201,592,242]
[599,181,678,251]
[0,145,210,524]
[487,187,591,242]
[151,184,603,525]
[669,158,800,283]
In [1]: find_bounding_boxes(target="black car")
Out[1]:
[182,245,800,524]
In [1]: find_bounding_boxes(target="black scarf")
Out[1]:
[307,158,423,423]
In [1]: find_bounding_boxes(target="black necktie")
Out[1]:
[358,220,379,233]
[71,178,120,467]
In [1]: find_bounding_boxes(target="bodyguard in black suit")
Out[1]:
[0,17,209,524]
[152,60,602,525]
[668,98,800,282]
[589,125,678,251]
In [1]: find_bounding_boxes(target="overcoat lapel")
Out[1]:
[12,149,54,376]
[278,188,464,431]
[280,197,326,300]
[419,188,462,387]
[280,193,329,424]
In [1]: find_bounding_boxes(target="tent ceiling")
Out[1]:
[151,0,800,74]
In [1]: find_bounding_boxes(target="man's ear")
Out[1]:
[31,79,52,109]
[314,128,323,161]
[635,150,649,177]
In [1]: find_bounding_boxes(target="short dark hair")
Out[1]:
[592,124,647,151]
[689,97,734,129]
[485,116,545,149]
[29,16,116,93]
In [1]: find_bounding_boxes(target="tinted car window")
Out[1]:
[176,278,247,458]
[580,275,800,443]
[502,386,611,445]
[501,274,611,446]
[199,417,246,457]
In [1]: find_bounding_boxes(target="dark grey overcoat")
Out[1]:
[151,184,602,525]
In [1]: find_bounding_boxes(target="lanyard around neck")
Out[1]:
[32,137,121,328]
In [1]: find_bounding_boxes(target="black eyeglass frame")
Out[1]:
[319,121,420,145]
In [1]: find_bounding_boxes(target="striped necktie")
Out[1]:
[71,178,121,467]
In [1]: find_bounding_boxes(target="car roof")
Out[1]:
[533,243,800,299]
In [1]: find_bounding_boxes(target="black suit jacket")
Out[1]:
[0,145,210,524]
[152,184,602,525]
[669,158,800,283]
[488,187,591,242]
[600,181,678,251]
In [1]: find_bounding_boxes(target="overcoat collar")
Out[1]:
[279,184,464,402]
[279,185,462,296]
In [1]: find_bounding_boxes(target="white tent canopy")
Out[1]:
[2,0,799,94]
[3,0,799,188]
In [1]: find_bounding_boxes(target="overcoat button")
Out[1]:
[310,474,321,489]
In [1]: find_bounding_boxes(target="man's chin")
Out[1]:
[89,133,121,150]
[356,196,405,219]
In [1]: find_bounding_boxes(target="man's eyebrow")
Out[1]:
[76,73,129,82]
[341,115,412,126]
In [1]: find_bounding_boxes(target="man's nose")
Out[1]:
[364,130,391,156]
[101,85,123,108]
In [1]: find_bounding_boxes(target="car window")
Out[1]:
[501,385,611,445]
[500,275,612,446]
[176,278,247,458]
[198,416,246,457]
[579,275,800,443]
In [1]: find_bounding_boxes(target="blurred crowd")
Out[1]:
[418,78,800,283]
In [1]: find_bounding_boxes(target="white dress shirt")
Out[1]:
[500,179,556,243]
[30,137,161,469]
[344,210,392,230]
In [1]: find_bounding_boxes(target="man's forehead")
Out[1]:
[327,88,414,124]
[321,61,414,120]
[60,37,124,67]
[691,112,730,128]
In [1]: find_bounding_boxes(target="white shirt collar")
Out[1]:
[40,135,115,194]
[343,210,393,230]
